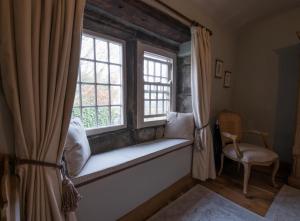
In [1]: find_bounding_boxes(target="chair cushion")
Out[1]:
[223,143,278,163]
[164,112,194,141]
[64,118,91,177]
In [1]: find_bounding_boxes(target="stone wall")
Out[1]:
[176,55,192,113]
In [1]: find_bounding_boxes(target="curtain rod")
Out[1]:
[153,0,213,36]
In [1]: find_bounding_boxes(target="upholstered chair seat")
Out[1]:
[224,143,278,163]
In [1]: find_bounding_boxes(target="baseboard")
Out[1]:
[118,174,196,221]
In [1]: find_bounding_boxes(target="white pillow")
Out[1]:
[64,118,91,177]
[164,112,195,141]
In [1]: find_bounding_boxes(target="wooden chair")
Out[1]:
[217,111,279,196]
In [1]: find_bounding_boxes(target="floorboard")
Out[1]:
[200,161,286,216]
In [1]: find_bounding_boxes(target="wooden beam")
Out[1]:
[84,3,181,51]
[86,0,191,44]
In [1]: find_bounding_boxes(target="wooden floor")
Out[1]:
[200,161,288,216]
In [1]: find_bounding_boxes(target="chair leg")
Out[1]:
[272,159,280,188]
[243,163,251,196]
[237,162,241,173]
[218,153,224,176]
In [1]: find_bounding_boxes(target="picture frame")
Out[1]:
[215,59,224,78]
[224,71,231,88]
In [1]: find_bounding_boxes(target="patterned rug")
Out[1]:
[147,185,300,221]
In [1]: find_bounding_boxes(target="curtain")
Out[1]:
[190,26,216,181]
[0,0,85,220]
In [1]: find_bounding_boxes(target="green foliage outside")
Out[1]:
[72,106,121,129]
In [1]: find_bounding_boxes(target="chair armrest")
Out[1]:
[221,132,243,159]
[244,130,272,150]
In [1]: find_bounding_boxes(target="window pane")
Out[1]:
[157,92,163,99]
[109,42,122,64]
[151,92,156,99]
[81,35,94,59]
[81,84,95,106]
[97,85,109,105]
[111,106,121,125]
[164,86,170,99]
[142,52,173,124]
[148,61,154,76]
[73,84,80,106]
[151,101,157,115]
[96,63,108,84]
[95,39,108,62]
[155,63,161,76]
[110,65,121,84]
[151,85,157,92]
[82,107,96,128]
[74,33,125,130]
[161,64,168,78]
[144,60,147,75]
[98,106,110,127]
[111,86,121,105]
[164,100,170,113]
[157,101,163,114]
[161,78,168,83]
[80,60,94,83]
[72,107,81,119]
[144,101,150,115]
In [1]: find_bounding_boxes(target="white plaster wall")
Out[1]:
[233,7,300,163]
[76,146,192,221]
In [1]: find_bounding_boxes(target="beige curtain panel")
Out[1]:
[190,26,216,181]
[0,0,85,220]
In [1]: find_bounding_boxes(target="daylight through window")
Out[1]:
[143,52,173,122]
[72,33,124,131]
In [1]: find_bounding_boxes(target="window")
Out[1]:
[72,32,126,135]
[137,42,176,128]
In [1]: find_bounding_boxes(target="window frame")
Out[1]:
[76,30,127,136]
[136,41,176,129]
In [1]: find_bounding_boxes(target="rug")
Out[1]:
[265,185,300,221]
[147,185,264,221]
[147,185,300,221]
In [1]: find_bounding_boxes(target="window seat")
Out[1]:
[72,138,193,186]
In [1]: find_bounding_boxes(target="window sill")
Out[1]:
[86,124,127,136]
[72,138,193,187]
[136,120,166,129]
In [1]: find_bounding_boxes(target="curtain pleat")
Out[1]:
[191,26,216,181]
[0,0,86,220]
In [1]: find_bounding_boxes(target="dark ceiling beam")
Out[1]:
[86,0,191,44]
[84,5,180,51]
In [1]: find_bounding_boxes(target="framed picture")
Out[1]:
[224,71,231,88]
[215,59,224,78]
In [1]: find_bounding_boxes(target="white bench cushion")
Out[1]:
[72,138,193,185]
[224,143,278,163]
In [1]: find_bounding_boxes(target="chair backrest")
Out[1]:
[218,111,243,146]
